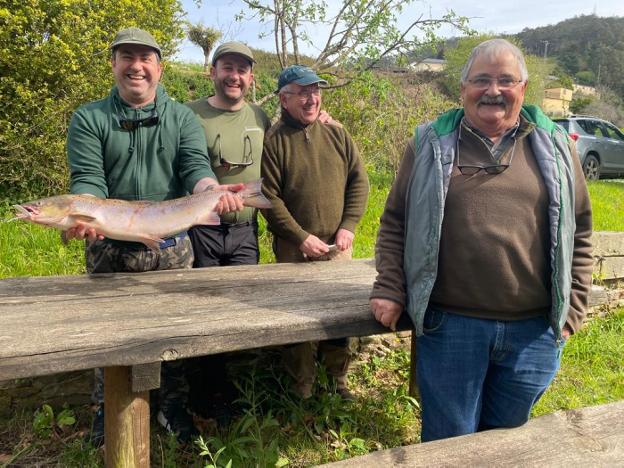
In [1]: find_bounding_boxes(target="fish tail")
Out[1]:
[241,179,272,209]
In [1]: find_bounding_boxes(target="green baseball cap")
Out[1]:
[110,27,162,58]
[212,42,255,66]
[277,65,327,91]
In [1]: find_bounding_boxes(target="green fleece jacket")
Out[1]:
[261,110,369,246]
[68,85,215,201]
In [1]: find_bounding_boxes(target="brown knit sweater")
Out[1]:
[371,119,593,333]
[261,111,369,246]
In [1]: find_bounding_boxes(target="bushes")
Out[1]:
[324,71,456,174]
[0,0,185,200]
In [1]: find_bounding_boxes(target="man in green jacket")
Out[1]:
[66,27,244,447]
[370,39,593,442]
[262,65,369,399]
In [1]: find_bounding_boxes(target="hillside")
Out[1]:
[514,15,624,96]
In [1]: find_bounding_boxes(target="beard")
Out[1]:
[214,78,248,105]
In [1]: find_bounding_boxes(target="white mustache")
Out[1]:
[479,95,505,105]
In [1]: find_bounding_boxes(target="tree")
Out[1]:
[236,0,472,85]
[0,0,185,199]
[187,23,222,72]
[579,87,624,127]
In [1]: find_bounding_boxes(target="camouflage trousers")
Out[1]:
[88,234,193,410]
[85,233,193,274]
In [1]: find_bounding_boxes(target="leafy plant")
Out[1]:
[32,404,76,439]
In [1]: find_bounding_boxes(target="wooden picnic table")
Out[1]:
[0,259,402,467]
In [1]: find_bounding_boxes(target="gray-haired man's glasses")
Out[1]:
[466,77,524,90]
[283,88,321,101]
[215,134,253,170]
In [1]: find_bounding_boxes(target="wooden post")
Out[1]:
[104,366,150,468]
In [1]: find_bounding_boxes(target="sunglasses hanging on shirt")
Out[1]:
[116,98,159,131]
[214,134,254,170]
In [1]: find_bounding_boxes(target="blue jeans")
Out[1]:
[416,307,565,442]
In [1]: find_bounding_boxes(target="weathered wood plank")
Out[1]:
[322,400,624,467]
[591,231,624,257]
[595,256,624,280]
[131,362,161,393]
[0,259,619,382]
[0,260,400,380]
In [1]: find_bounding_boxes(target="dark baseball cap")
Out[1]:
[110,27,162,58]
[277,65,327,91]
[212,42,255,66]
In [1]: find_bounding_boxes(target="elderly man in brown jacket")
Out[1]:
[262,65,369,399]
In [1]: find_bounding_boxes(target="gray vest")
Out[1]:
[403,106,577,340]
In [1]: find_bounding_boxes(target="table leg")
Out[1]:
[104,366,150,468]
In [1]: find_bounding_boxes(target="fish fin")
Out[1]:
[140,236,165,252]
[69,214,97,224]
[199,210,221,225]
[241,179,272,209]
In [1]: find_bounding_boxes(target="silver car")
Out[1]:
[554,116,624,180]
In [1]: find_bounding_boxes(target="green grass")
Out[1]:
[587,180,624,231]
[533,308,624,415]
[0,213,85,278]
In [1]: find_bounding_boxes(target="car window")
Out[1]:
[601,122,624,141]
[555,120,569,131]
[580,120,604,137]
[576,119,593,134]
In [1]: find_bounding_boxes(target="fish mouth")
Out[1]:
[13,204,37,219]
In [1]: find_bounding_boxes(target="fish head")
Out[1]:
[13,195,76,228]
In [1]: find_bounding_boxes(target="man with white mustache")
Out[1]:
[370,39,593,442]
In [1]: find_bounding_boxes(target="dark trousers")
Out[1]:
[189,222,259,267]
[187,222,259,415]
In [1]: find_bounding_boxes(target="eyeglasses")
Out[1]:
[457,128,517,175]
[466,77,524,90]
[117,99,159,131]
[215,134,253,169]
[283,88,321,101]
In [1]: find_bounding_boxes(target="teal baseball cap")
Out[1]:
[277,65,327,91]
[110,27,162,58]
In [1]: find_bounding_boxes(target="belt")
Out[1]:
[158,231,189,249]
[212,221,256,231]
[105,231,188,250]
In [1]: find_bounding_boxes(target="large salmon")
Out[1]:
[13,179,271,251]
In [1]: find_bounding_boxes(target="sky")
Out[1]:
[174,0,624,63]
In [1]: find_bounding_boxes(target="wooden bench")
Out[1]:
[320,400,624,466]
[1,231,622,467]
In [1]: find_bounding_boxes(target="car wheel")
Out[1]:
[583,155,600,180]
